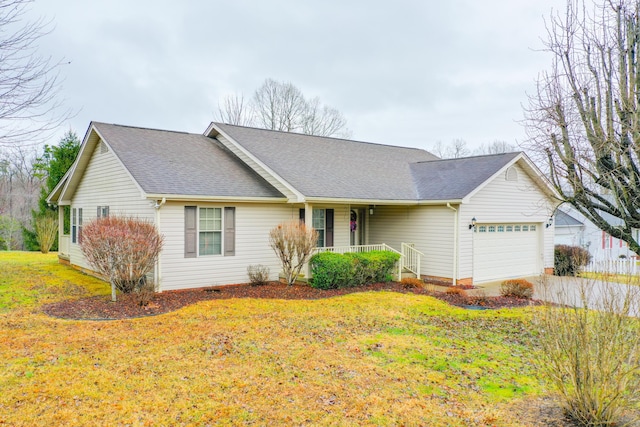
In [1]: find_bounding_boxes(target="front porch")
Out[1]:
[311,242,424,281]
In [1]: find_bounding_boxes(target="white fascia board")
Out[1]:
[206,123,306,203]
[303,196,464,205]
[145,194,289,203]
[55,123,99,204]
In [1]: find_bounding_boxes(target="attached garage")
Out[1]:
[472,223,542,283]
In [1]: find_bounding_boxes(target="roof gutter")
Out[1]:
[145,194,289,203]
[446,203,459,287]
[302,197,464,206]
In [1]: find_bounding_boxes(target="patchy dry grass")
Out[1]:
[0,252,552,426]
[580,271,640,286]
[0,252,109,313]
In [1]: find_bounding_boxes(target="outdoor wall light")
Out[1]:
[469,217,477,230]
[545,215,554,228]
[369,205,374,215]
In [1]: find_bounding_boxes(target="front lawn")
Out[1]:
[580,271,640,286]
[0,252,555,426]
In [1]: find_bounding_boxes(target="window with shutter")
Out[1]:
[184,206,197,258]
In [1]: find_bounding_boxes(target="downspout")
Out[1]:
[153,198,166,291]
[446,203,458,287]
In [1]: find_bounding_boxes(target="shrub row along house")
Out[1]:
[48,122,558,291]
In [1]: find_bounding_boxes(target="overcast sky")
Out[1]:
[28,0,560,151]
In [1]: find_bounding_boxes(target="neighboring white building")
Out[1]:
[555,205,639,261]
[49,122,559,290]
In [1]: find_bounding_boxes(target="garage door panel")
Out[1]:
[473,223,539,283]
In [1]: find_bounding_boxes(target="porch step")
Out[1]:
[401,271,417,280]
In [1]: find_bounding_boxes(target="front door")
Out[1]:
[350,209,365,245]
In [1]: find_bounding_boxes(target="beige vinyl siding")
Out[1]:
[69,141,155,270]
[158,202,298,291]
[368,205,455,278]
[458,162,555,279]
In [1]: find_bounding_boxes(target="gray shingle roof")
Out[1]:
[214,123,439,200]
[555,210,584,227]
[410,152,521,200]
[92,122,284,198]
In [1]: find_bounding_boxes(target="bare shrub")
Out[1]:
[247,264,270,286]
[80,216,163,303]
[499,279,534,299]
[269,220,318,286]
[534,278,640,426]
[34,213,58,254]
[400,277,424,289]
[445,287,467,297]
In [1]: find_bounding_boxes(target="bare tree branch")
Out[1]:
[0,0,71,147]
[216,78,351,138]
[525,0,640,254]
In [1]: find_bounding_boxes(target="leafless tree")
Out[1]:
[252,78,306,132]
[216,93,254,126]
[301,97,351,138]
[473,140,517,155]
[0,0,70,147]
[524,0,640,254]
[0,144,42,248]
[430,138,470,159]
[217,78,351,137]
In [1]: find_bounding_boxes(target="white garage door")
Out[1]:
[473,223,540,283]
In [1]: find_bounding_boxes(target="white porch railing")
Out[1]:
[401,243,424,276]
[583,259,640,275]
[312,243,423,280]
[59,235,70,258]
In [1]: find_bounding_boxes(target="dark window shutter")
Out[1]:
[97,206,101,218]
[184,206,197,258]
[105,206,109,217]
[299,208,305,223]
[224,207,236,256]
[326,209,334,247]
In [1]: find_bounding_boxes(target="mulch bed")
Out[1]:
[41,282,542,320]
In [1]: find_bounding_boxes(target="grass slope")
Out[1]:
[0,252,545,426]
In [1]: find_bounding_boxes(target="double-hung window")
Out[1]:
[199,207,222,255]
[312,208,326,247]
[72,208,83,243]
[97,206,109,218]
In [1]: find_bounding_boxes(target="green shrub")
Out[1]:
[309,250,400,289]
[499,279,534,299]
[555,245,591,276]
[309,252,353,289]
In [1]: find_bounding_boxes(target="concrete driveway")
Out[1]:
[471,275,640,316]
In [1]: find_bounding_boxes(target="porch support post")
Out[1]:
[304,203,313,279]
[58,206,64,254]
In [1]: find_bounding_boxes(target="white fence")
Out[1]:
[583,259,640,275]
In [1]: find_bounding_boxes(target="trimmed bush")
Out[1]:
[247,264,270,286]
[309,250,400,290]
[555,244,591,276]
[499,279,534,299]
[309,252,353,289]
